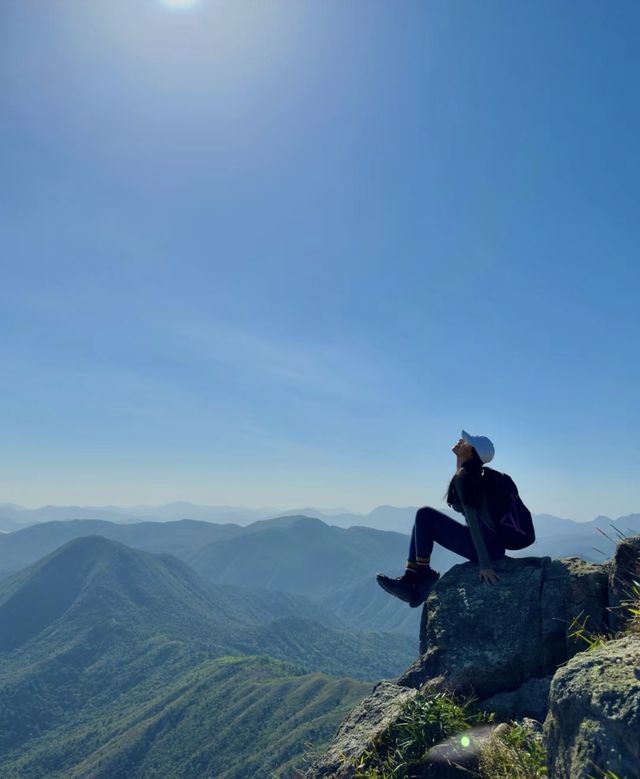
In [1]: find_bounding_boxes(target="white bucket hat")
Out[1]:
[461,429,495,464]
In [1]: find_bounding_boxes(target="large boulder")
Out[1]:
[306,681,418,778]
[308,542,639,778]
[398,555,609,718]
[543,634,640,778]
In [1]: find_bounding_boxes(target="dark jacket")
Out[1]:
[448,458,506,520]
[449,458,499,570]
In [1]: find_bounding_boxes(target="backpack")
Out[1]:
[481,467,535,550]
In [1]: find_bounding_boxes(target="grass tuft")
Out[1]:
[567,610,611,652]
[477,721,547,778]
[351,691,492,777]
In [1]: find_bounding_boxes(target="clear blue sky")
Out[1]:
[2,0,639,521]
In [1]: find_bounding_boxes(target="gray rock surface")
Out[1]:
[475,675,552,722]
[608,535,640,633]
[305,681,417,778]
[544,634,640,779]
[399,555,608,705]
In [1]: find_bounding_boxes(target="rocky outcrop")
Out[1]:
[544,634,640,778]
[398,554,609,715]
[307,539,640,779]
[308,681,418,778]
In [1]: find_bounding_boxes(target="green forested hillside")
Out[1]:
[188,517,410,598]
[0,536,410,777]
[1,654,370,779]
[320,575,423,637]
[232,615,414,680]
[0,516,422,636]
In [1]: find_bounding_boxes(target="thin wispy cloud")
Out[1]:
[171,321,382,404]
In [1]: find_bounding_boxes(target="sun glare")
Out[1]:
[159,0,200,9]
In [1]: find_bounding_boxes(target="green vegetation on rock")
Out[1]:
[350,691,493,778]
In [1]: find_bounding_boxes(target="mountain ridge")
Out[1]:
[3,500,637,533]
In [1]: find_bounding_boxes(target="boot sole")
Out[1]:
[408,576,440,608]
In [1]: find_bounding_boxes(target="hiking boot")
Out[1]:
[408,567,440,608]
[376,571,415,603]
[376,567,440,606]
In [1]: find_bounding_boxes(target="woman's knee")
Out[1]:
[415,506,439,525]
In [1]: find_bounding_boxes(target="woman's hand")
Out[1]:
[479,568,500,585]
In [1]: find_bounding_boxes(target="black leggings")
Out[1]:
[408,506,506,565]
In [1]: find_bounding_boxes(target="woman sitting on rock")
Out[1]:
[377,430,507,608]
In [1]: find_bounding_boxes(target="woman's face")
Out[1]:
[452,437,475,459]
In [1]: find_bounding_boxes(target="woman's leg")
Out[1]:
[377,506,505,606]
[414,506,505,564]
[405,526,418,574]
[399,508,478,578]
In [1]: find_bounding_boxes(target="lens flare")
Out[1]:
[427,724,497,767]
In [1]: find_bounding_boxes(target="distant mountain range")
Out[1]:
[511,512,640,564]
[2,511,638,642]
[2,500,639,537]
[0,501,344,529]
[0,515,426,637]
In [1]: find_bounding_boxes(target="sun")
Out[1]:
[159,0,200,9]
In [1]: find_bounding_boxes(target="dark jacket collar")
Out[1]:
[460,457,483,473]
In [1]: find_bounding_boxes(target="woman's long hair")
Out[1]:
[442,448,484,508]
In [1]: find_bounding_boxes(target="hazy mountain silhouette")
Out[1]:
[0,502,318,530]
[0,518,245,577]
[4,500,638,538]
[509,513,640,563]
[0,514,378,579]
[187,517,411,597]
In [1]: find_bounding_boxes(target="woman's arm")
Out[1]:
[453,474,492,573]
[462,502,492,572]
